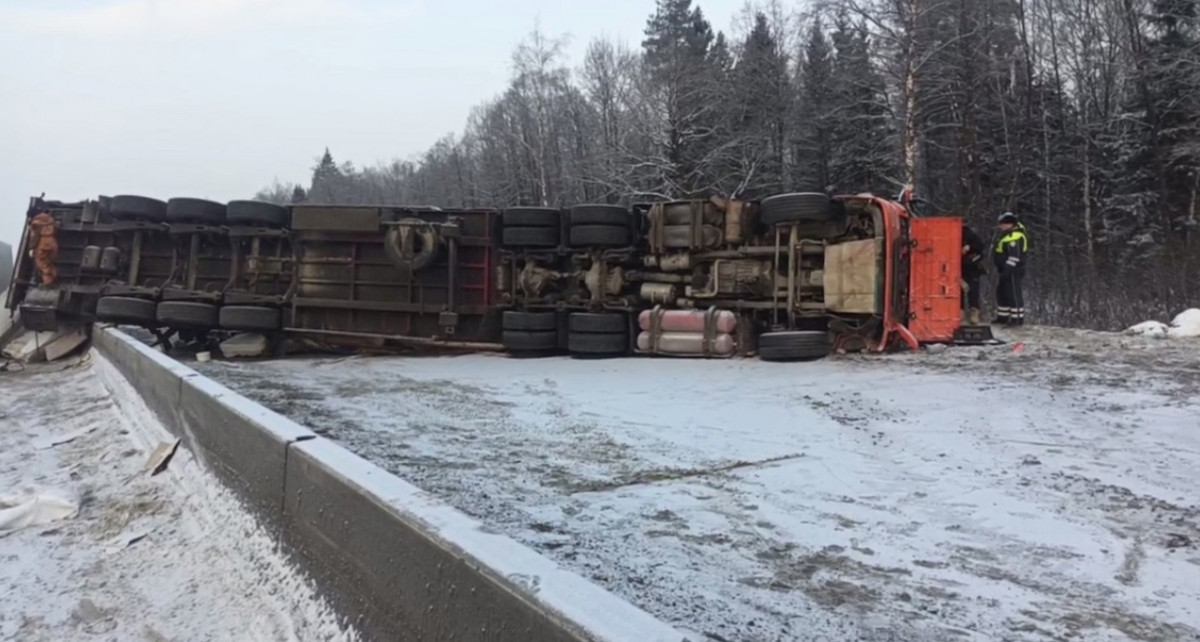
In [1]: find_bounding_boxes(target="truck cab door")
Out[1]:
[907,217,962,343]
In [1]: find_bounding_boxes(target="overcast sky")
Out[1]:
[0,0,755,248]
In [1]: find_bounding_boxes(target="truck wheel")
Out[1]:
[758,330,830,361]
[95,296,157,325]
[219,305,281,331]
[502,226,559,248]
[568,312,627,333]
[157,301,219,329]
[760,193,835,225]
[166,198,227,225]
[110,195,168,223]
[502,310,557,331]
[567,332,627,355]
[226,200,288,228]
[567,311,628,356]
[569,204,630,226]
[502,330,557,352]
[569,224,630,248]
[502,207,560,228]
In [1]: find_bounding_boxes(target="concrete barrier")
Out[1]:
[92,326,690,642]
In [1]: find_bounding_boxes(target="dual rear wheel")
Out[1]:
[107,195,289,228]
[500,310,629,357]
[499,204,634,250]
[94,296,281,332]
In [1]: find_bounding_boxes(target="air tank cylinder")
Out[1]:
[80,245,101,271]
[99,247,121,273]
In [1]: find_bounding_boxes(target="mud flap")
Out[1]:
[18,288,62,332]
[953,325,1003,345]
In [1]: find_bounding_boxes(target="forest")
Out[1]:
[255,0,1199,330]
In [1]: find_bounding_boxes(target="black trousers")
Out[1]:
[995,268,1025,321]
[963,271,982,309]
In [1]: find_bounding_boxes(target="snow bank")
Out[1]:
[0,353,359,642]
[1125,307,1200,339]
[1168,308,1200,338]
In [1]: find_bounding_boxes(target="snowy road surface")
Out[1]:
[0,353,358,642]
[196,326,1200,642]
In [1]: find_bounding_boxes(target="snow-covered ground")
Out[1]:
[192,325,1199,642]
[0,353,359,642]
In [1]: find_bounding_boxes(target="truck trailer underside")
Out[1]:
[5,191,990,360]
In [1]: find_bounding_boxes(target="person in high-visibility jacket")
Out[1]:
[27,210,59,288]
[992,212,1028,326]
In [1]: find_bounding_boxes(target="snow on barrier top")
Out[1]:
[92,326,691,642]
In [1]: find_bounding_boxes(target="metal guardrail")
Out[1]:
[91,326,690,642]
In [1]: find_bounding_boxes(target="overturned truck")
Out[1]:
[5,190,982,360]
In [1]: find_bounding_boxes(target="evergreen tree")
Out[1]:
[641,0,721,193]
[309,148,342,202]
[829,17,895,195]
[729,12,790,194]
[796,17,834,191]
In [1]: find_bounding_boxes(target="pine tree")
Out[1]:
[729,12,790,195]
[309,148,342,202]
[829,17,895,195]
[641,0,722,194]
[796,17,835,191]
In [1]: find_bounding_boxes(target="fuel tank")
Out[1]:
[638,308,737,333]
[636,331,736,356]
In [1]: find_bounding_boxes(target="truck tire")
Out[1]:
[219,305,280,331]
[502,330,557,352]
[95,296,157,325]
[758,330,830,361]
[110,195,168,223]
[502,207,560,228]
[567,332,627,355]
[569,204,630,226]
[502,226,559,248]
[760,192,835,225]
[157,301,219,329]
[569,224,630,248]
[502,310,557,331]
[568,312,627,333]
[166,198,227,225]
[567,311,628,356]
[226,200,288,228]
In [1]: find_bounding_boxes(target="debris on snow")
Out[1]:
[143,439,181,476]
[0,491,78,534]
[219,332,269,358]
[33,424,98,450]
[1124,320,1169,338]
[1126,307,1200,339]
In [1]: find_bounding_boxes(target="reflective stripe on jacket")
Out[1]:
[993,229,1028,272]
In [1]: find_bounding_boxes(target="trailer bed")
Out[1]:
[192,327,1200,641]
